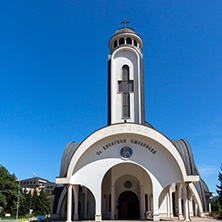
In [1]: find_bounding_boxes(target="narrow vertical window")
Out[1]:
[109,194,111,212]
[119,38,124,45]
[126,37,132,45]
[114,40,117,48]
[118,65,134,119]
[145,194,148,211]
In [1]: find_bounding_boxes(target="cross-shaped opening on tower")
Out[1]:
[118,65,134,119]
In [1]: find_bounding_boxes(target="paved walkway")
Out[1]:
[160,217,218,222]
[49,217,220,222]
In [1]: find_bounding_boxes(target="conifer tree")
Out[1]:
[39,189,50,216]
[216,164,222,208]
[18,189,29,216]
[31,188,50,216]
[31,189,38,215]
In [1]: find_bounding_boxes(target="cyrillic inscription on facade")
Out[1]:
[96,139,157,155]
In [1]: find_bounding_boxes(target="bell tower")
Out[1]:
[108,20,145,125]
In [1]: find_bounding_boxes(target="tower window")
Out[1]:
[119,38,124,45]
[118,65,134,119]
[134,40,137,47]
[114,40,117,48]
[126,37,132,45]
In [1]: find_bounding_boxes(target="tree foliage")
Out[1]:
[31,189,50,216]
[0,164,18,215]
[216,164,222,208]
[212,200,221,211]
[0,164,51,217]
[36,189,50,216]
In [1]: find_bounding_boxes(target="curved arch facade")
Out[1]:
[56,123,200,221]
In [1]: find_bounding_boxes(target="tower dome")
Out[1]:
[108,26,143,52]
[114,27,137,35]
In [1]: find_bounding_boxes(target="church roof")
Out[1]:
[194,179,209,211]
[114,27,137,36]
[171,139,199,176]
[171,139,211,211]
[59,142,80,177]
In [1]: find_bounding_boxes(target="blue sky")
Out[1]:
[0,1,221,195]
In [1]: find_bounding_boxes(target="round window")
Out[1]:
[124,181,132,189]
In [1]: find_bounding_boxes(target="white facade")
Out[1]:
[54,26,212,222]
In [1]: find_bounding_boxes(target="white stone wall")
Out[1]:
[110,47,142,124]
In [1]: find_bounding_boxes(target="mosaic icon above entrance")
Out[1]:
[120,146,133,159]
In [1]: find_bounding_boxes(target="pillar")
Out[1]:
[66,184,72,222]
[169,186,174,218]
[140,185,145,219]
[195,202,198,216]
[209,202,212,214]
[153,193,160,221]
[188,194,193,217]
[95,187,102,221]
[73,185,79,221]
[111,186,115,219]
[151,177,162,221]
[178,184,183,220]
[183,183,190,221]
[167,193,170,218]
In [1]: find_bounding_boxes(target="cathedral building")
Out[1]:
[52,23,212,221]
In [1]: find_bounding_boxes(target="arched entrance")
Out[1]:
[118,191,139,219]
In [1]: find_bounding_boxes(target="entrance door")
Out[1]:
[118,191,139,219]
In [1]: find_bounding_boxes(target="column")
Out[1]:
[84,187,88,219]
[167,193,170,218]
[66,184,72,222]
[183,183,190,221]
[73,185,79,221]
[178,184,183,220]
[140,186,145,219]
[169,187,174,218]
[194,202,198,216]
[111,186,115,219]
[188,194,193,217]
[209,202,212,214]
[94,185,102,221]
[153,193,160,221]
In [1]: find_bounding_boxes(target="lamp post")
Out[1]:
[16,180,20,222]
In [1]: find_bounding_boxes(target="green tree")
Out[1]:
[19,189,30,216]
[32,189,50,216]
[38,189,50,216]
[31,189,38,215]
[0,164,18,215]
[216,164,222,208]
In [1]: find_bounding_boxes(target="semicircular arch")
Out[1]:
[66,123,191,184]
